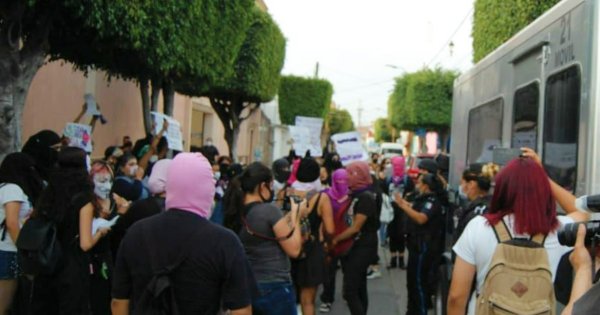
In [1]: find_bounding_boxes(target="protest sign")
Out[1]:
[295,116,323,156]
[331,131,368,165]
[64,123,93,153]
[288,126,312,157]
[151,112,184,151]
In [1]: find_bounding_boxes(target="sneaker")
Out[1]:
[319,303,332,313]
[366,268,382,279]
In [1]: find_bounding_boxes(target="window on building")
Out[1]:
[543,66,581,192]
[467,98,504,165]
[512,82,539,149]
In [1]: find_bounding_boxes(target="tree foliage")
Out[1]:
[327,108,355,135]
[472,0,560,62]
[278,76,333,125]
[374,118,393,143]
[177,8,286,160]
[388,68,458,133]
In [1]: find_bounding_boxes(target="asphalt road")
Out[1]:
[322,249,408,315]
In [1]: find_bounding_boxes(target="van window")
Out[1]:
[467,98,504,165]
[543,66,580,191]
[512,82,539,149]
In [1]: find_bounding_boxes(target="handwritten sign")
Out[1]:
[64,123,93,153]
[288,126,312,157]
[295,116,323,157]
[151,112,184,151]
[331,131,368,165]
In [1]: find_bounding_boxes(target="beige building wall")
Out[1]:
[22,61,230,158]
[22,60,269,162]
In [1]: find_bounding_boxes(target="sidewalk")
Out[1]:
[323,249,407,315]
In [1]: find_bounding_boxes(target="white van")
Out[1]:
[379,142,404,159]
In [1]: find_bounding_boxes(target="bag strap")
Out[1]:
[530,234,547,246]
[493,219,547,245]
[492,220,512,243]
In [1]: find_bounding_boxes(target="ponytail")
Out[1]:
[223,177,245,233]
[477,163,500,191]
[222,162,273,233]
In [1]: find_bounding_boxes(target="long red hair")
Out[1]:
[485,158,559,235]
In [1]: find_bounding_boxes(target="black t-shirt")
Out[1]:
[110,196,163,258]
[351,190,379,247]
[112,209,256,314]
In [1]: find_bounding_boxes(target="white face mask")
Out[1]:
[149,155,159,163]
[458,185,468,199]
[94,178,112,200]
[214,171,221,181]
[129,165,138,177]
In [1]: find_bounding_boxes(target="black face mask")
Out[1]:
[260,185,275,203]
[219,163,230,177]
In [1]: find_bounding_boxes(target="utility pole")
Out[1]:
[357,101,364,128]
[314,62,320,78]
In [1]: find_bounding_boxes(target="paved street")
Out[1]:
[323,249,408,315]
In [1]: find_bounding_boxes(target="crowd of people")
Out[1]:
[0,127,599,315]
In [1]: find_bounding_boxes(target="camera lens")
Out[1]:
[557,223,579,247]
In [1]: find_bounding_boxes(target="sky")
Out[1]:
[267,0,475,127]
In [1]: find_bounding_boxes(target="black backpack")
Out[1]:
[16,215,62,276]
[133,222,200,315]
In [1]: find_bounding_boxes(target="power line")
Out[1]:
[426,7,474,68]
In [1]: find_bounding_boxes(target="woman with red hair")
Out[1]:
[447,155,588,315]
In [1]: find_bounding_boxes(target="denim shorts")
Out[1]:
[252,281,297,315]
[0,250,19,280]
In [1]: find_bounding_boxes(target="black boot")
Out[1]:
[398,256,406,270]
[388,255,398,269]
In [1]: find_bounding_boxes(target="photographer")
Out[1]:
[562,225,599,314]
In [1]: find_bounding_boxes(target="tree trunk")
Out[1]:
[163,80,175,116]
[150,77,161,112]
[0,18,47,161]
[139,78,152,135]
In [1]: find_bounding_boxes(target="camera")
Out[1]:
[575,194,600,213]
[282,195,303,212]
[558,221,600,247]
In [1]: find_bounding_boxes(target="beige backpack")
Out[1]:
[476,221,555,315]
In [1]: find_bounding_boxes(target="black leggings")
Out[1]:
[341,236,377,315]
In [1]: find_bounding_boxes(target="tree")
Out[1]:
[374,118,393,143]
[388,68,458,151]
[178,8,286,160]
[278,76,333,125]
[473,0,560,62]
[51,0,254,135]
[327,108,355,135]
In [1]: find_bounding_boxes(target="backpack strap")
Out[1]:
[530,234,547,246]
[492,220,512,243]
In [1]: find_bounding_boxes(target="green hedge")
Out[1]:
[328,108,355,135]
[374,118,393,142]
[279,75,333,125]
[388,68,457,132]
[473,0,560,62]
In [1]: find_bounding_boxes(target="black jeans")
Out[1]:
[320,256,339,304]
[341,234,377,315]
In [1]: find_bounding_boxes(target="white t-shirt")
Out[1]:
[0,183,32,252]
[453,214,573,315]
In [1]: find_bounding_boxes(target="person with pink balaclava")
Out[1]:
[386,156,410,269]
[111,153,255,315]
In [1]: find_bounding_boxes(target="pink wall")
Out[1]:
[23,61,196,158]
